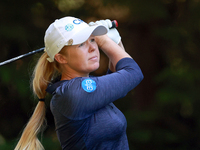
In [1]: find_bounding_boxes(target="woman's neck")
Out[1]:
[61,71,89,80]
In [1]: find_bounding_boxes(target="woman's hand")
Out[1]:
[89,19,121,44]
[94,34,110,49]
[90,19,132,72]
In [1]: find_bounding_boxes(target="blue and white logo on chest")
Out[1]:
[82,79,96,92]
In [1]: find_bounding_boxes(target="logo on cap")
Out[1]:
[73,19,83,25]
[81,79,96,93]
[65,24,74,31]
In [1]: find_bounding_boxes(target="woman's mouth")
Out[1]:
[89,56,98,61]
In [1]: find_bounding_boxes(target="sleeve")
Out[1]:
[53,58,144,120]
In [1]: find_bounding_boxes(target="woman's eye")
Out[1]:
[79,43,84,47]
[90,38,95,42]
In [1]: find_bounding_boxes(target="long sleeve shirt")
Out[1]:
[46,58,144,150]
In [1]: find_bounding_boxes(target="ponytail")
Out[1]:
[15,52,57,150]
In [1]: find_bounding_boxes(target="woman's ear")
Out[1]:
[54,54,67,64]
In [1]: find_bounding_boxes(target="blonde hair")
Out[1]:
[15,52,59,150]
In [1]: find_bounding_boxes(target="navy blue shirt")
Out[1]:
[46,58,144,150]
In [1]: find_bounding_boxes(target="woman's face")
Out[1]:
[61,35,100,76]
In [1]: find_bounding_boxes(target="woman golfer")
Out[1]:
[15,16,143,150]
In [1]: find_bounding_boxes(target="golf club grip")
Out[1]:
[111,20,118,29]
[0,20,118,66]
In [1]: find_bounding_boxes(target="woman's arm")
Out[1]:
[90,19,128,72]
[54,57,143,120]
[95,35,132,71]
[108,40,125,72]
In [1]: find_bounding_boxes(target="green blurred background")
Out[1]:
[0,0,200,149]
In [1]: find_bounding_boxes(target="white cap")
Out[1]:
[44,16,108,62]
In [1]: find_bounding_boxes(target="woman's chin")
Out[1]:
[89,63,100,72]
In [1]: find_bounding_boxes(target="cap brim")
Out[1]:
[70,25,108,45]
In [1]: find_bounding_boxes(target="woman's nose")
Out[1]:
[88,42,95,52]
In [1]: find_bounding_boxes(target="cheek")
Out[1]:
[97,50,100,58]
[73,53,88,67]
